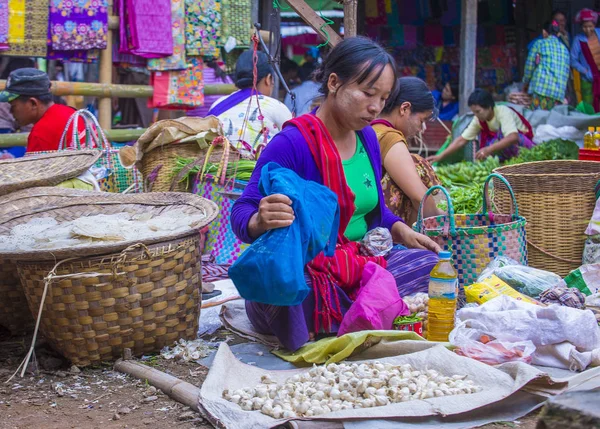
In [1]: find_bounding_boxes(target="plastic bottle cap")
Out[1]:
[438,251,452,259]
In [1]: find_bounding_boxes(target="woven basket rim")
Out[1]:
[0,192,219,261]
[0,150,101,197]
[494,160,600,177]
[419,213,527,236]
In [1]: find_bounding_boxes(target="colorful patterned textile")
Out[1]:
[221,0,251,47]
[185,0,221,57]
[530,93,562,111]
[47,47,99,62]
[0,0,8,48]
[112,33,145,66]
[49,0,108,51]
[523,36,569,103]
[246,247,438,351]
[3,0,47,57]
[148,0,186,71]
[120,0,172,59]
[149,56,204,109]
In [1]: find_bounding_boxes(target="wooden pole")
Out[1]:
[514,0,527,79]
[0,80,235,98]
[285,0,342,47]
[98,2,114,130]
[114,360,200,412]
[0,128,147,147]
[459,0,477,115]
[343,0,358,38]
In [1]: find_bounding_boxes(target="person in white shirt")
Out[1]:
[208,50,292,158]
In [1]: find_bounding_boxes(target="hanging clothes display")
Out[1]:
[149,56,204,109]
[112,34,146,67]
[185,0,221,58]
[148,0,186,71]
[48,0,108,51]
[119,0,173,59]
[3,0,47,57]
[0,0,8,50]
[221,0,251,48]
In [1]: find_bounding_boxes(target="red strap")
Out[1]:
[580,40,600,112]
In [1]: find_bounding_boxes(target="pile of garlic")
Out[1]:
[404,293,429,331]
[223,361,482,419]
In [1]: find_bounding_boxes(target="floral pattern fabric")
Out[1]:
[185,0,221,57]
[148,0,186,71]
[149,57,204,109]
[0,0,9,48]
[49,0,107,51]
[3,0,47,57]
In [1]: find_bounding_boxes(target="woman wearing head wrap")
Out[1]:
[208,50,292,157]
[571,8,600,112]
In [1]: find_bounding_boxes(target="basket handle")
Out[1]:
[482,173,519,217]
[416,185,456,235]
[527,239,582,264]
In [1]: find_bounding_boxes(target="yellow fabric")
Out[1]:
[372,123,408,161]
[55,178,95,191]
[273,330,429,366]
[8,0,25,44]
[461,105,528,141]
[573,69,583,104]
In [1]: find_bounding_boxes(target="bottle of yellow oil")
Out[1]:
[427,251,458,342]
[584,127,595,149]
[595,127,600,150]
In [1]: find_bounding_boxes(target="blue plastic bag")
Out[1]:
[229,162,340,306]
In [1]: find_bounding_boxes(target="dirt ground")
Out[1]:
[0,328,541,429]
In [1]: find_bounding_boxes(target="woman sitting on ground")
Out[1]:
[372,76,443,226]
[208,50,292,157]
[427,89,534,163]
[432,81,459,121]
[231,37,440,351]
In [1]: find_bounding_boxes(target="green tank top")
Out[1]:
[342,135,378,242]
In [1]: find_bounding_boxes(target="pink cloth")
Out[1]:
[119,0,173,59]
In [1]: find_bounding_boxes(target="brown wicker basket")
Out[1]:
[0,151,100,196]
[0,192,218,365]
[0,188,96,336]
[493,161,600,276]
[140,142,202,192]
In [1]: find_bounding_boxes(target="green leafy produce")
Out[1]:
[503,138,579,165]
[393,313,423,326]
[173,157,256,182]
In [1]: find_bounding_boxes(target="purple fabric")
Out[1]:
[48,0,108,51]
[207,88,257,117]
[0,0,8,45]
[119,0,172,58]
[187,67,233,117]
[483,130,535,162]
[230,117,403,245]
[245,247,438,351]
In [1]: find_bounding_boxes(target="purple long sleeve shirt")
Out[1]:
[231,122,403,244]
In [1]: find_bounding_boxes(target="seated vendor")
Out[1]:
[208,50,292,157]
[230,37,441,352]
[427,89,534,163]
[432,81,459,121]
[1,68,84,153]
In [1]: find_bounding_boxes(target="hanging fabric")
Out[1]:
[149,57,205,110]
[48,0,108,51]
[119,0,173,59]
[148,0,186,71]
[185,0,222,57]
[221,0,251,48]
[0,0,8,50]
[2,0,47,57]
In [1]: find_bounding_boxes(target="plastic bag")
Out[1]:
[360,227,393,257]
[583,236,600,265]
[450,320,536,365]
[338,262,409,336]
[465,275,541,305]
[477,256,561,298]
[561,264,600,295]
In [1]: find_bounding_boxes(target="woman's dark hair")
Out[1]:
[543,20,560,36]
[447,81,459,100]
[1,58,36,80]
[205,57,229,83]
[382,76,435,115]
[467,89,495,109]
[551,9,567,21]
[314,36,398,96]
[234,50,274,89]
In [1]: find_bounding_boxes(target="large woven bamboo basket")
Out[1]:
[0,151,100,196]
[0,188,95,336]
[0,192,218,365]
[140,142,201,192]
[493,161,600,276]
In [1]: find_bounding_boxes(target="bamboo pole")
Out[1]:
[343,0,358,38]
[459,0,477,115]
[114,359,200,412]
[0,128,146,147]
[0,81,236,98]
[98,3,114,130]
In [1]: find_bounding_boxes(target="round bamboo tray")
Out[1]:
[0,188,96,336]
[17,235,202,366]
[0,151,100,196]
[0,192,218,364]
[493,160,600,276]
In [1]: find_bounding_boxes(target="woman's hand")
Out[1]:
[392,222,441,253]
[426,154,442,164]
[248,194,295,239]
[475,147,491,161]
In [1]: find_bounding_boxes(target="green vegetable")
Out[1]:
[173,157,256,183]
[393,313,423,325]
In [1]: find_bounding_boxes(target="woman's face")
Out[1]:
[442,83,455,101]
[394,104,433,139]
[327,63,395,130]
[553,13,566,33]
[582,21,597,37]
[470,104,494,122]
